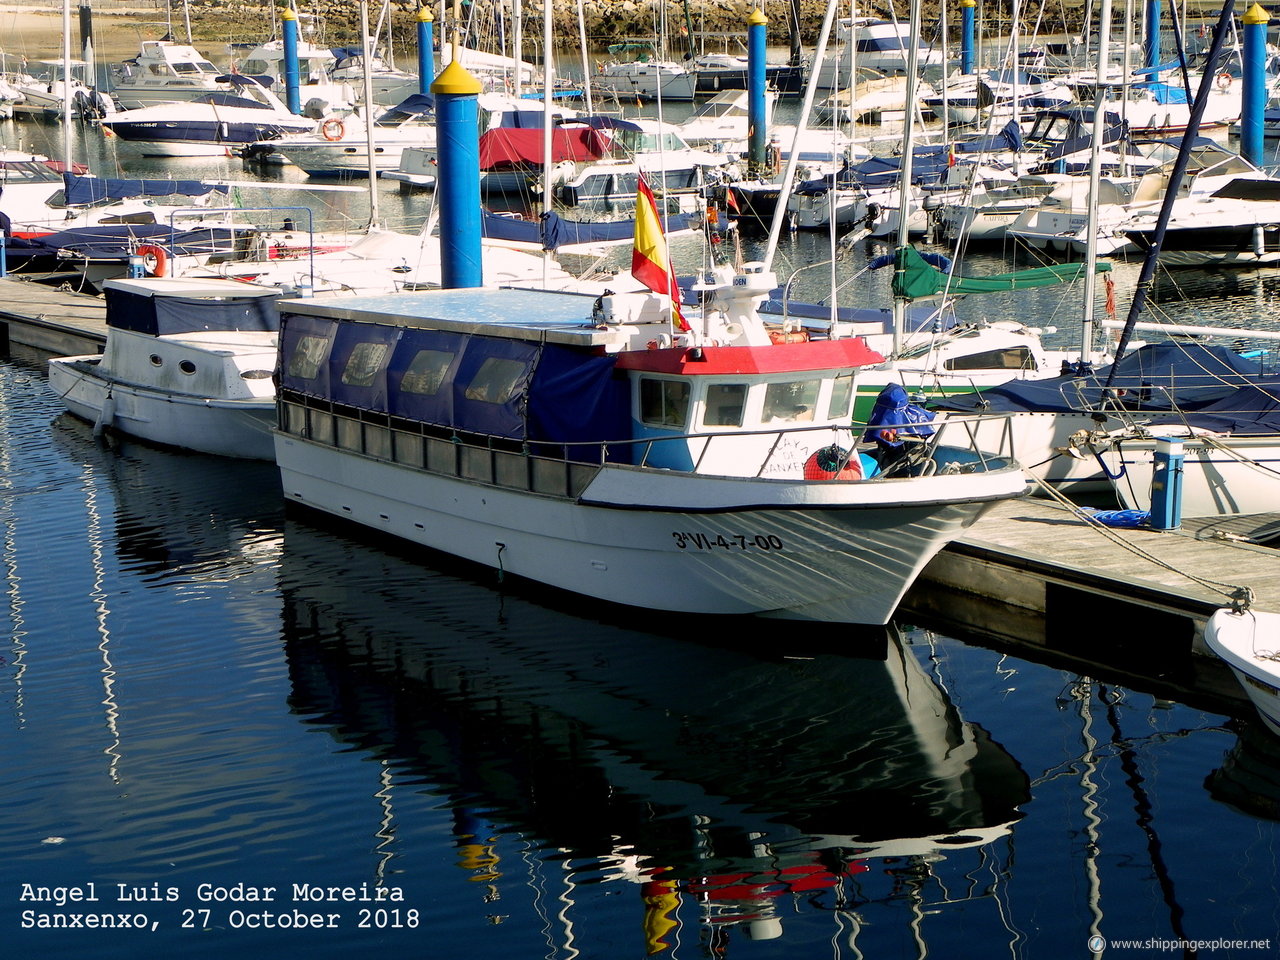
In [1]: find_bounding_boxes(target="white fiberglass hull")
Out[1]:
[1103,433,1280,517]
[274,432,1025,624]
[48,357,276,460]
[1205,608,1280,735]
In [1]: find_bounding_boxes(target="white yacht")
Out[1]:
[111,38,226,109]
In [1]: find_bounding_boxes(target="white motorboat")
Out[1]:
[100,76,316,157]
[229,36,356,113]
[10,57,113,119]
[268,94,435,177]
[1205,607,1280,735]
[594,42,697,101]
[271,262,1028,626]
[921,68,1074,127]
[328,47,418,106]
[47,277,282,460]
[111,38,227,109]
[815,17,945,89]
[555,118,742,207]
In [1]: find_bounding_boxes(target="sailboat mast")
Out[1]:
[61,0,72,174]
[890,0,924,360]
[360,0,379,225]
[1080,0,1114,361]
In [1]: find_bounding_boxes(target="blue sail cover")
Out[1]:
[1151,384,1280,435]
[483,210,694,251]
[279,314,630,445]
[63,173,227,206]
[933,342,1272,415]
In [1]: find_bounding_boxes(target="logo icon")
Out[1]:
[1088,935,1106,953]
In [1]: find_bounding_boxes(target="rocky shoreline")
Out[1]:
[169,1,1085,54]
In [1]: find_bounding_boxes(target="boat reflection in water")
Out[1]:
[278,521,1031,950]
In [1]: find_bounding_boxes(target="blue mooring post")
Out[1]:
[1150,437,1184,530]
[747,8,767,178]
[961,0,976,74]
[432,60,484,289]
[417,5,435,95]
[1242,3,1270,166]
[281,7,302,116]
[1144,0,1162,73]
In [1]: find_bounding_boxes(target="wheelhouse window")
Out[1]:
[399,349,454,395]
[640,377,690,428]
[341,342,391,387]
[944,346,1036,372]
[286,334,331,380]
[464,357,526,404]
[762,379,820,423]
[703,383,747,427]
[825,373,855,419]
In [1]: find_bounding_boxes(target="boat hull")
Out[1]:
[1105,433,1280,517]
[274,432,1024,624]
[48,358,276,460]
[1205,608,1280,734]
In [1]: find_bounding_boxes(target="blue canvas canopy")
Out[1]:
[105,282,279,336]
[933,342,1272,415]
[278,314,630,446]
[375,93,434,125]
[482,209,694,251]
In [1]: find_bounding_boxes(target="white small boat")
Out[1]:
[815,17,945,89]
[111,38,227,109]
[1205,608,1280,735]
[269,94,436,177]
[47,277,282,460]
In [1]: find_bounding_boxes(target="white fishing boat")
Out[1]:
[111,38,227,109]
[815,16,945,89]
[1205,607,1280,735]
[47,277,281,460]
[272,262,1028,626]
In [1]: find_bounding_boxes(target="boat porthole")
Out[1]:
[178,360,197,375]
[149,354,163,366]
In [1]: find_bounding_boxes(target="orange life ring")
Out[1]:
[135,243,168,277]
[321,117,345,141]
[1216,72,1232,90]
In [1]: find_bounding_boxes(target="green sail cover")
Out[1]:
[892,245,1112,300]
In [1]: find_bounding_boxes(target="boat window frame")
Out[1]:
[638,376,691,429]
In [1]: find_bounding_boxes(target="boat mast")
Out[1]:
[1105,0,1235,381]
[1080,0,1114,362]
[60,0,72,174]
[890,0,924,360]
[360,0,380,226]
[541,0,554,286]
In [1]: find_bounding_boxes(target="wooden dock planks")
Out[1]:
[0,277,107,355]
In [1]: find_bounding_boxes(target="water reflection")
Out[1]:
[278,520,1030,950]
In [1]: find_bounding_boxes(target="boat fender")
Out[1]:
[321,117,345,141]
[135,244,168,277]
[93,390,115,438]
[1217,72,1232,90]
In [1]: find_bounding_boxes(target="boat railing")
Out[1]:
[279,390,1011,500]
[166,205,315,280]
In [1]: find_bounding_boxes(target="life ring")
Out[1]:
[321,117,345,141]
[1216,72,1232,90]
[135,244,168,277]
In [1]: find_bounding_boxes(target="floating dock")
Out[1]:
[0,276,107,355]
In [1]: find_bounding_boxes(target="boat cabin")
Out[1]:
[275,269,886,486]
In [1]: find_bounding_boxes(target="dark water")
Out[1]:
[3,340,1280,958]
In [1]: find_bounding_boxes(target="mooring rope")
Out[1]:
[1026,472,1256,612]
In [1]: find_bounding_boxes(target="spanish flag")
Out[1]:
[632,176,690,332]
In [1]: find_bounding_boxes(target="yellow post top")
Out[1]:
[748,9,768,27]
[431,59,482,95]
[961,0,976,7]
[1245,3,1270,25]
[281,7,297,20]
[418,4,434,22]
